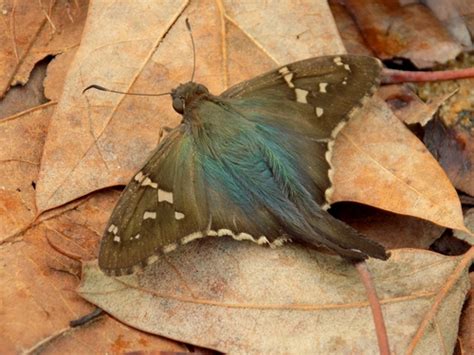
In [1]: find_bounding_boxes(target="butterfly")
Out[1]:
[98,54,389,276]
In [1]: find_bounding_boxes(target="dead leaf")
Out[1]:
[454,209,474,245]
[458,272,474,353]
[328,96,466,231]
[0,59,48,119]
[44,49,78,101]
[79,238,473,354]
[424,117,474,197]
[0,0,88,97]
[332,203,445,249]
[0,190,184,353]
[379,84,455,126]
[0,102,54,243]
[35,0,347,212]
[329,0,374,56]
[423,0,474,46]
[29,316,186,354]
[344,0,462,68]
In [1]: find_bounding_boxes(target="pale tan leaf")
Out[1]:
[79,239,473,354]
[327,96,466,231]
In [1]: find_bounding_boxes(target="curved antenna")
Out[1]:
[185,18,196,82]
[82,84,171,96]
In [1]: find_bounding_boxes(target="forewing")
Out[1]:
[222,55,381,138]
[99,127,209,275]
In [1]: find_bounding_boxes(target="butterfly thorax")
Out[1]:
[171,82,210,115]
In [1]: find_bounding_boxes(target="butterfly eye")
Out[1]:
[195,84,209,95]
[172,97,184,114]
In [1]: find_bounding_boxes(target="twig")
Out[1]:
[354,261,391,355]
[382,67,474,84]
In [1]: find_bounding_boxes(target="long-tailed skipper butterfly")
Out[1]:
[95,29,389,275]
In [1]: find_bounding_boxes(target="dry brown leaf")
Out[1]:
[0,190,184,353]
[454,209,474,246]
[32,316,185,354]
[332,203,445,249]
[35,0,346,212]
[79,239,473,354]
[0,60,48,119]
[0,0,88,97]
[459,272,474,353]
[328,96,466,231]
[424,117,474,198]
[43,49,78,101]
[329,0,374,56]
[0,102,54,242]
[344,0,462,68]
[379,84,455,126]
[423,0,474,46]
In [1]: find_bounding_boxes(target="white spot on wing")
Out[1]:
[146,255,159,265]
[182,231,203,244]
[174,211,185,220]
[141,177,158,188]
[108,224,116,233]
[279,66,295,88]
[143,211,157,220]
[134,171,145,183]
[113,235,121,243]
[134,234,140,239]
[163,243,178,253]
[333,56,343,66]
[295,88,309,103]
[331,120,347,138]
[158,189,173,204]
[212,228,289,247]
[315,107,324,117]
[344,64,351,71]
[319,83,328,93]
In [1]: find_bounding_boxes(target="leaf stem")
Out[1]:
[354,261,391,355]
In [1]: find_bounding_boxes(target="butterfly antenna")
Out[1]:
[185,18,196,82]
[82,84,171,97]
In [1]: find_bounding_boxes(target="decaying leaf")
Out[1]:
[344,0,462,68]
[328,96,466,231]
[379,84,455,126]
[454,209,474,246]
[332,203,445,250]
[0,0,88,97]
[424,116,474,198]
[79,238,473,354]
[0,102,54,242]
[0,190,184,353]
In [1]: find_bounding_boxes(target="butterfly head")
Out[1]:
[171,82,209,114]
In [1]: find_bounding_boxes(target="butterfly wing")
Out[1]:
[222,55,382,200]
[100,55,387,275]
[191,89,387,261]
[99,127,210,275]
[222,55,381,133]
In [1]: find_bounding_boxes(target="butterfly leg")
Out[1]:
[157,126,174,145]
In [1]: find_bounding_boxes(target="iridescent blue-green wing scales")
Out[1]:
[192,99,387,261]
[99,127,210,275]
[222,55,382,205]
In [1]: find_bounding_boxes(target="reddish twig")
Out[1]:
[382,67,474,84]
[354,261,391,355]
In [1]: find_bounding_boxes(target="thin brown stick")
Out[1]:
[382,67,474,84]
[354,261,391,355]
